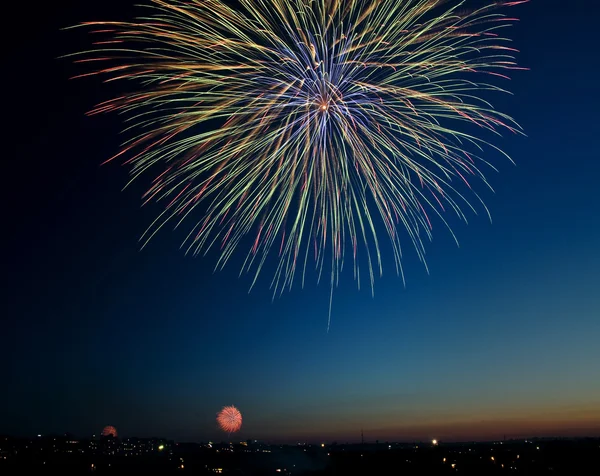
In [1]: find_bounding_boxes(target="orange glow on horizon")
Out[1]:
[263,406,600,442]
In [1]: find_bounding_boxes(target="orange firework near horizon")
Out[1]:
[101,425,117,437]
[217,405,242,434]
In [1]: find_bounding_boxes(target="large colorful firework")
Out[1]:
[67,0,526,326]
[217,405,243,434]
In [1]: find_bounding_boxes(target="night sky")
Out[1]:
[2,0,599,443]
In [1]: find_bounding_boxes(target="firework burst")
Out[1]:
[217,405,243,434]
[102,425,118,437]
[66,0,526,328]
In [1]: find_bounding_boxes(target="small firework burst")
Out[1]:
[217,405,243,434]
[101,425,117,437]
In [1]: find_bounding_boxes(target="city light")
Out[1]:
[1,435,596,473]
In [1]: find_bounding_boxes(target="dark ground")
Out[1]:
[1,437,599,475]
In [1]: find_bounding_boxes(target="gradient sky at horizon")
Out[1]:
[2,0,599,442]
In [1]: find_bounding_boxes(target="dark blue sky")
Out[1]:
[2,0,599,442]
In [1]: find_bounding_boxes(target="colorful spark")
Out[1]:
[66,0,526,328]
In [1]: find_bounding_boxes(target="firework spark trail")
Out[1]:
[65,0,526,329]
